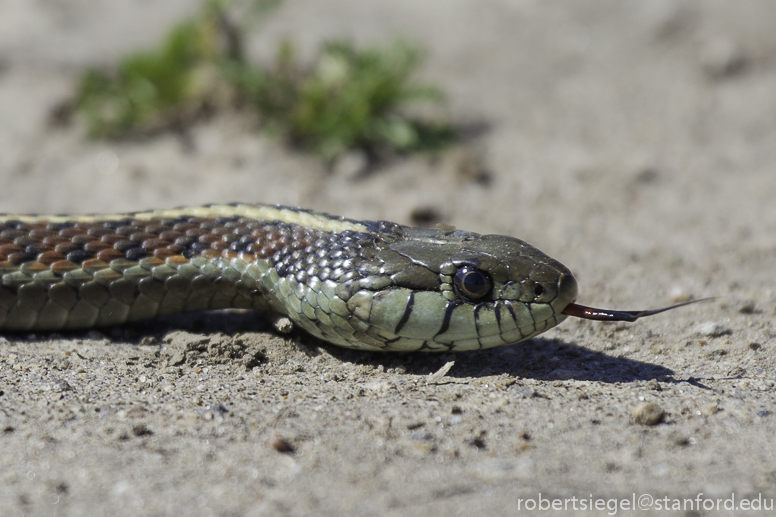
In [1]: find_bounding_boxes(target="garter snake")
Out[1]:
[0,203,693,352]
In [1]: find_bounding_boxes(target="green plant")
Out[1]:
[74,0,454,159]
[231,40,453,160]
[76,6,241,137]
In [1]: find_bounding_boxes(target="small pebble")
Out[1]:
[455,147,491,185]
[694,322,732,338]
[738,300,756,314]
[647,379,662,391]
[669,287,692,303]
[512,385,537,399]
[131,424,153,437]
[269,433,295,454]
[410,206,443,227]
[700,38,747,78]
[633,168,660,184]
[270,316,294,334]
[673,436,692,447]
[164,348,186,366]
[241,354,259,369]
[466,434,487,449]
[411,430,433,441]
[201,403,229,421]
[633,402,665,426]
[53,379,73,392]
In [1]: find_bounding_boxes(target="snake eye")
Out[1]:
[454,267,493,301]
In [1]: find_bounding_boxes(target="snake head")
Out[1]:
[445,234,578,309]
[283,225,578,352]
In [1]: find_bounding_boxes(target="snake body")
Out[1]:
[0,203,578,352]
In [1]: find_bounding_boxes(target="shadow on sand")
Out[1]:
[13,310,676,385]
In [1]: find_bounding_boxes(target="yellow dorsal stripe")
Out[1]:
[0,204,368,234]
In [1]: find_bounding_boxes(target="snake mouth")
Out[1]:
[562,299,711,322]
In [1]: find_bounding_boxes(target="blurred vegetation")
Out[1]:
[228,40,453,160]
[74,0,453,160]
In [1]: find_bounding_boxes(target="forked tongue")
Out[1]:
[562,298,712,323]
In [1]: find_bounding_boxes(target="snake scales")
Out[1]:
[0,203,687,352]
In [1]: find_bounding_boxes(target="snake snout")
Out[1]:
[556,272,579,312]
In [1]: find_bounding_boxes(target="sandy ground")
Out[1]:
[1,1,776,515]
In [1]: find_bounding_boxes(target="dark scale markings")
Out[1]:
[503,301,526,339]
[0,215,318,272]
[525,303,538,334]
[514,304,528,337]
[434,300,460,341]
[473,303,486,349]
[493,300,505,340]
[393,291,416,334]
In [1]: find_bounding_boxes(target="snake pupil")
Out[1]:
[454,267,493,301]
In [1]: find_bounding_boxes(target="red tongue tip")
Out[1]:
[562,298,713,322]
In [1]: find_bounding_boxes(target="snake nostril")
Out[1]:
[533,285,545,297]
